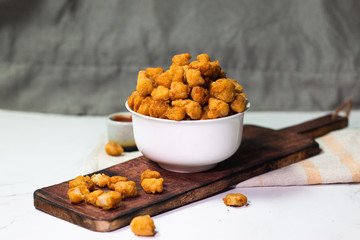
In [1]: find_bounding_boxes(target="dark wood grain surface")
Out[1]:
[33,114,348,232]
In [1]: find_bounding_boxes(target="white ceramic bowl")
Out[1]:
[125,102,249,173]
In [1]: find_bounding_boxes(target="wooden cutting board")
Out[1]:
[34,114,348,232]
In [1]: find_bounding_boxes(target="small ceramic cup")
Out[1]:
[107,112,137,151]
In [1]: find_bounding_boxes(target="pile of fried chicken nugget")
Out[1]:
[127,53,247,120]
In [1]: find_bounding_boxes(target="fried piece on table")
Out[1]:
[130,215,156,236]
[223,193,248,207]
[105,142,124,156]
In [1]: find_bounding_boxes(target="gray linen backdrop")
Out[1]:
[0,0,359,115]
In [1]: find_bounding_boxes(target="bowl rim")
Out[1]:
[125,101,250,124]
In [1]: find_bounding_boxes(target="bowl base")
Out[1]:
[158,163,217,173]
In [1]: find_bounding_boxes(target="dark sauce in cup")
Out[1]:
[111,114,132,122]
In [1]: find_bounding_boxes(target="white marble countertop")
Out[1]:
[1,109,360,240]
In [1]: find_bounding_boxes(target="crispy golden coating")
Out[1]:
[169,81,190,100]
[141,178,164,194]
[114,181,138,198]
[210,78,236,103]
[172,53,191,66]
[105,142,124,156]
[91,173,110,188]
[136,71,154,97]
[228,78,243,93]
[145,67,164,81]
[136,96,152,116]
[68,186,90,204]
[128,53,247,120]
[208,98,229,119]
[197,53,211,62]
[169,65,185,83]
[230,93,247,113]
[107,176,128,190]
[190,86,210,106]
[96,191,122,210]
[141,169,161,182]
[149,100,170,118]
[85,190,103,206]
[130,215,156,237]
[165,106,186,121]
[155,71,172,88]
[186,69,205,87]
[172,99,202,120]
[223,193,248,207]
[69,175,95,191]
[151,86,170,101]
[127,91,144,112]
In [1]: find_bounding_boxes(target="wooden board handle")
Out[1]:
[279,100,352,138]
[280,114,348,139]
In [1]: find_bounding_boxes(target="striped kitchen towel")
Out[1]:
[236,128,360,187]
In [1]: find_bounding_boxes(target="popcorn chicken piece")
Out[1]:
[149,100,170,118]
[68,186,90,204]
[96,191,122,210]
[141,178,164,194]
[190,86,210,105]
[136,71,154,97]
[155,71,172,88]
[141,169,161,182]
[107,176,128,190]
[210,78,236,103]
[172,99,202,120]
[105,142,124,156]
[130,215,156,236]
[228,78,243,93]
[208,60,222,80]
[169,81,190,100]
[165,106,186,121]
[145,67,164,81]
[208,98,229,119]
[85,190,103,206]
[137,96,152,116]
[91,173,110,188]
[200,105,210,120]
[197,53,211,62]
[189,60,212,76]
[151,86,170,101]
[114,181,138,198]
[169,65,185,83]
[127,91,144,112]
[230,93,247,113]
[186,69,205,87]
[223,193,248,207]
[69,175,95,191]
[172,53,191,66]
